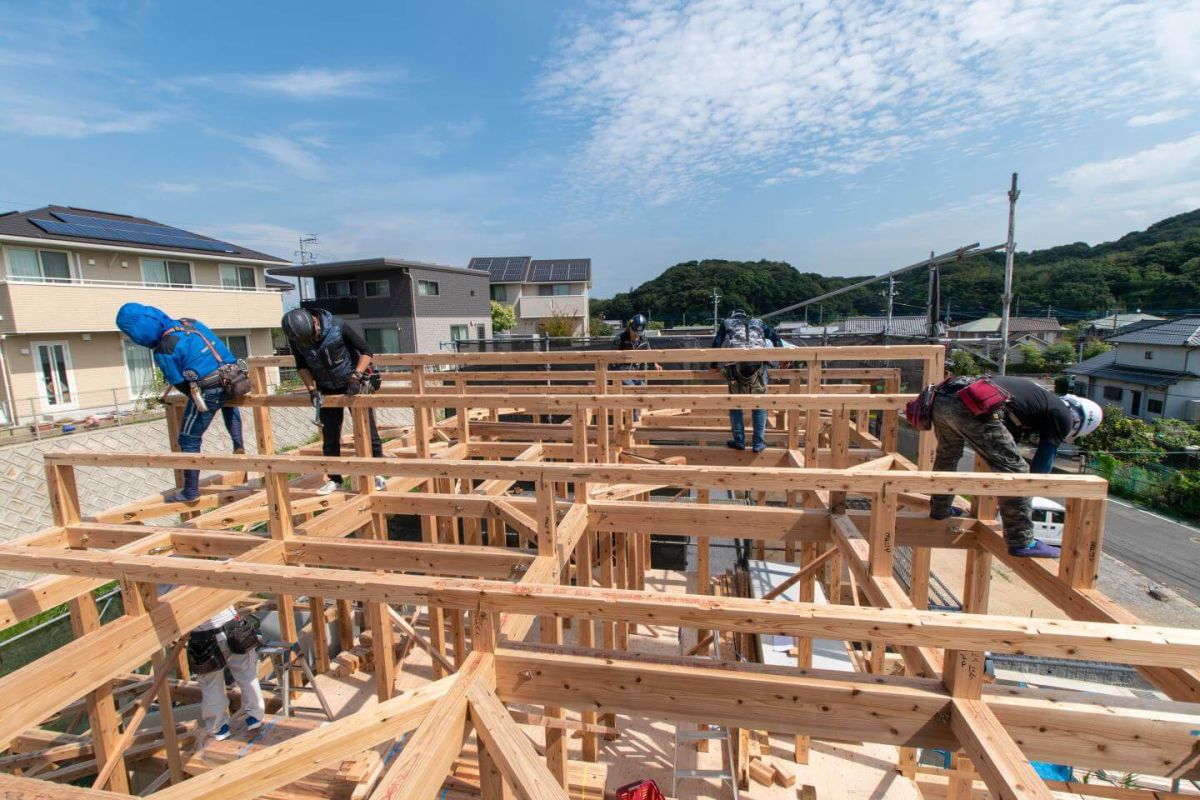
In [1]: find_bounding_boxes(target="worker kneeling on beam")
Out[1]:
[116,303,252,503]
[281,308,385,495]
[188,606,266,741]
[909,372,1102,558]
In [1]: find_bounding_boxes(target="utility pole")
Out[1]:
[711,287,722,329]
[998,173,1020,375]
[295,234,320,301]
[885,276,895,336]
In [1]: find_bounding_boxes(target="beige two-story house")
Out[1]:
[468,257,591,336]
[0,205,289,424]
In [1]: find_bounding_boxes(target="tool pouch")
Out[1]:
[957,378,1010,416]
[217,362,252,398]
[222,616,259,655]
[187,630,226,674]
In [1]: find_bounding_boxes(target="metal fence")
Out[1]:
[1086,457,1200,520]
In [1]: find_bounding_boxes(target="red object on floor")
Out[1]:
[615,779,666,800]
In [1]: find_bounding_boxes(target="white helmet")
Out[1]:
[1062,395,1103,442]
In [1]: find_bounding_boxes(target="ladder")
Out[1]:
[671,627,740,799]
[258,640,335,721]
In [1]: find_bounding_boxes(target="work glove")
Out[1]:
[308,389,321,407]
[347,372,363,394]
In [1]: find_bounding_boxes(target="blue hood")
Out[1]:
[116,303,176,347]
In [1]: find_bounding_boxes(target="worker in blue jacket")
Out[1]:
[116,302,243,502]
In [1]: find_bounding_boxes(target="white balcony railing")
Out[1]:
[516,294,588,319]
[0,275,280,293]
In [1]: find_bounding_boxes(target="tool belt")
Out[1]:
[941,376,1010,416]
[186,617,259,674]
[724,363,766,393]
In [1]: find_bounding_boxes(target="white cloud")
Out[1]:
[187,68,401,100]
[538,0,1200,204]
[1128,109,1189,127]
[0,107,166,138]
[241,134,326,178]
[144,181,198,194]
[1054,134,1200,192]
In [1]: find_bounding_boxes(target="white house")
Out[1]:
[1066,317,1200,421]
[469,257,591,337]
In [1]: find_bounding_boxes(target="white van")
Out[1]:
[1031,497,1066,546]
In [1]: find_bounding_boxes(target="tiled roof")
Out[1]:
[952,316,1062,334]
[0,205,287,262]
[1065,349,1188,387]
[831,315,929,336]
[1106,317,1200,347]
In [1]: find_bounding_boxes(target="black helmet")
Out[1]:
[629,313,648,333]
[281,308,319,346]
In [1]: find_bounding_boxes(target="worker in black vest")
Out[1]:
[281,308,385,495]
[613,314,661,421]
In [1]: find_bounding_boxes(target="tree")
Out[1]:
[1043,342,1077,369]
[1082,340,1112,360]
[646,320,665,331]
[589,316,613,337]
[537,311,579,338]
[1016,343,1047,372]
[947,349,981,377]
[490,301,515,333]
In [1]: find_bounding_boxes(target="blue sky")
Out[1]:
[1,1,1198,297]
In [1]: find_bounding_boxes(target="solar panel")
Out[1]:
[528,259,590,283]
[468,256,530,282]
[29,212,239,253]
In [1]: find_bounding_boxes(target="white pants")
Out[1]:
[196,633,266,735]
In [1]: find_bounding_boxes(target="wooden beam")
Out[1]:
[369,653,492,800]
[494,647,1200,779]
[950,698,1054,800]
[5,545,1200,668]
[467,679,571,800]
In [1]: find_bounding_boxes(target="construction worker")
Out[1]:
[117,303,245,503]
[929,375,1103,558]
[711,310,784,452]
[613,314,661,420]
[187,606,265,741]
[281,308,385,495]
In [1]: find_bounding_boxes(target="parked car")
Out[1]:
[1031,497,1066,546]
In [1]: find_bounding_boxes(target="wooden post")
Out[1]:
[135,583,185,785]
[596,362,612,463]
[249,365,275,458]
[537,477,569,789]
[881,371,900,453]
[804,356,822,466]
[309,595,330,674]
[265,467,302,693]
[868,486,897,578]
[46,462,132,792]
[1059,497,1105,590]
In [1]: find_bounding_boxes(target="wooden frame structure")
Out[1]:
[0,345,1197,800]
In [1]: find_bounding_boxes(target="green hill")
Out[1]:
[593,209,1200,325]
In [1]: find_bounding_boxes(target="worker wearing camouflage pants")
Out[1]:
[928,391,1033,548]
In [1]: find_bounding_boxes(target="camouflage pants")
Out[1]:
[929,392,1033,548]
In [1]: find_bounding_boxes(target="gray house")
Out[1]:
[1067,317,1200,421]
[268,258,491,354]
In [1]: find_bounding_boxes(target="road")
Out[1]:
[1100,498,1200,604]
[950,446,1200,605]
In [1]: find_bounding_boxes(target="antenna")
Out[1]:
[711,287,722,328]
[296,235,320,266]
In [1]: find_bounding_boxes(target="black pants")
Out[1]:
[320,402,383,483]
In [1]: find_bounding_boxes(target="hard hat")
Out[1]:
[628,313,648,332]
[281,308,319,347]
[1062,395,1103,442]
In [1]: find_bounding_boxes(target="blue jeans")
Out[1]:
[222,407,244,450]
[728,409,767,448]
[622,378,645,422]
[176,387,228,499]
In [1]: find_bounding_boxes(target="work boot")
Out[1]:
[930,507,965,521]
[233,447,246,455]
[751,441,766,453]
[726,439,746,451]
[165,469,201,503]
[1008,539,1061,558]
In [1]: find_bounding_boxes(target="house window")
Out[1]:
[1102,386,1123,402]
[476,324,487,340]
[8,248,72,282]
[537,284,571,296]
[1147,398,1164,414]
[220,335,250,360]
[219,264,257,290]
[123,337,156,399]
[1144,350,1154,360]
[418,280,439,296]
[142,259,192,288]
[323,280,353,298]
[490,285,507,302]
[363,327,400,353]
[33,342,74,409]
[363,280,390,298]
[450,324,470,342]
